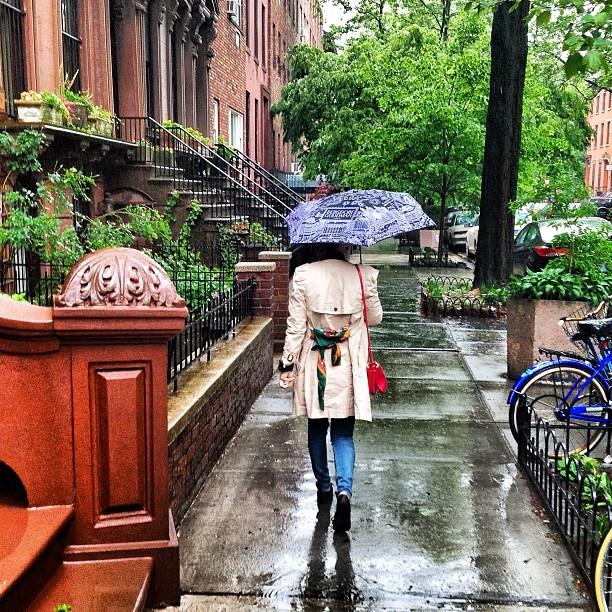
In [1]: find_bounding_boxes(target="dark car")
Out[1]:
[512,217,612,276]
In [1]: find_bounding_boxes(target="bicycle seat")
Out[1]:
[576,318,612,339]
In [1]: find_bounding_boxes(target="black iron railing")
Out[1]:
[0,0,26,118]
[517,398,612,601]
[167,277,256,391]
[216,143,303,210]
[420,275,504,318]
[0,250,68,306]
[118,117,290,248]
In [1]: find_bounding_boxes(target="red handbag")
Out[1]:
[355,265,387,395]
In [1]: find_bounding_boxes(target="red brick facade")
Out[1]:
[586,89,612,195]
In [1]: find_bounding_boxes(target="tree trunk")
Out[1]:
[473,0,530,287]
[437,190,447,262]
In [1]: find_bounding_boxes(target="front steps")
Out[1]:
[0,503,153,611]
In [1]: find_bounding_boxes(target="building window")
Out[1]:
[0,0,26,118]
[212,99,219,142]
[272,23,276,68]
[254,0,258,59]
[229,108,244,152]
[228,0,242,29]
[61,0,81,89]
[245,92,251,156]
[261,5,266,67]
[254,98,259,162]
[244,0,246,44]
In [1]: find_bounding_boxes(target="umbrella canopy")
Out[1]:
[286,189,435,246]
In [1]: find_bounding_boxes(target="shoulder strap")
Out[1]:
[355,264,373,364]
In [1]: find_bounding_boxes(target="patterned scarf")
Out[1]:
[311,327,351,411]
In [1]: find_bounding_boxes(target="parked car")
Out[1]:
[465,214,479,257]
[512,217,612,276]
[447,212,475,250]
[443,209,462,244]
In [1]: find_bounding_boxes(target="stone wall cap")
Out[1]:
[258,251,292,261]
[235,262,276,272]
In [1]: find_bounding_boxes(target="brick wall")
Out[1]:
[168,318,273,523]
[209,10,247,143]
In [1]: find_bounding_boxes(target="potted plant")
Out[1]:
[506,228,612,378]
[14,91,68,125]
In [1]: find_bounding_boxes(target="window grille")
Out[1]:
[0,0,26,118]
[61,0,81,89]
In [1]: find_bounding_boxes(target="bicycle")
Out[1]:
[508,300,612,455]
[596,526,612,611]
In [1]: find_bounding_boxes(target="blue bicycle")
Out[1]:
[508,301,612,455]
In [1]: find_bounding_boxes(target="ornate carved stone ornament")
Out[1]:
[158,0,168,23]
[167,0,180,28]
[190,0,210,46]
[177,0,194,43]
[55,248,186,308]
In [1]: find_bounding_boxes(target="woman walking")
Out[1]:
[278,244,383,532]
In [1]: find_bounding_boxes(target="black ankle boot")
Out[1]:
[317,487,334,506]
[333,493,351,532]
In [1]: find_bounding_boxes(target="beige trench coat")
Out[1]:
[281,258,383,421]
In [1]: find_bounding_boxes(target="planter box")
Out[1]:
[93,118,114,138]
[419,229,439,250]
[507,297,587,379]
[15,101,63,125]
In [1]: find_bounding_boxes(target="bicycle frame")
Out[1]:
[508,356,612,424]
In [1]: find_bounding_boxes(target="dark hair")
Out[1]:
[289,243,346,276]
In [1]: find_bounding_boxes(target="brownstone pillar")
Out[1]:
[112,0,147,117]
[53,248,187,606]
[22,0,62,92]
[235,261,275,319]
[80,0,114,110]
[258,251,291,351]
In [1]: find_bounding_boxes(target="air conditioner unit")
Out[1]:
[290,162,301,174]
[227,0,240,18]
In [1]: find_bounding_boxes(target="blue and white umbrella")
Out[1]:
[286,189,435,246]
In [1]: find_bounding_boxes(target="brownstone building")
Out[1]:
[0,0,322,175]
[585,88,612,196]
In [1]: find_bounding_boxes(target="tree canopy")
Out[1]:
[273,5,591,223]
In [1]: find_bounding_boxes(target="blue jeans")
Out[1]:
[308,417,355,498]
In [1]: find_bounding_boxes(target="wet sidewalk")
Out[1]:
[169,256,593,611]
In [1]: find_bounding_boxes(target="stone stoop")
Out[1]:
[0,504,152,611]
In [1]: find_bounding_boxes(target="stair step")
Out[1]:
[27,557,153,612]
[0,504,73,600]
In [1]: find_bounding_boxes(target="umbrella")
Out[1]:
[285,189,435,246]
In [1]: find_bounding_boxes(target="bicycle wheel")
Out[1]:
[509,362,608,455]
[596,528,612,612]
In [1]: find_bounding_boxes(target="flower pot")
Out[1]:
[506,297,588,379]
[15,101,63,125]
[64,101,88,128]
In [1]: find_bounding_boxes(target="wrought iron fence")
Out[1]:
[420,275,505,318]
[0,0,26,119]
[167,277,256,391]
[0,246,255,391]
[406,247,461,268]
[516,397,612,602]
[0,250,68,306]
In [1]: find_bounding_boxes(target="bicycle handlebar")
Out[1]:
[560,298,610,323]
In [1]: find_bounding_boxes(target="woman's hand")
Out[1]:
[279,371,296,389]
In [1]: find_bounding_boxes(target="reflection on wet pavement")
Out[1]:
[174,258,593,610]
